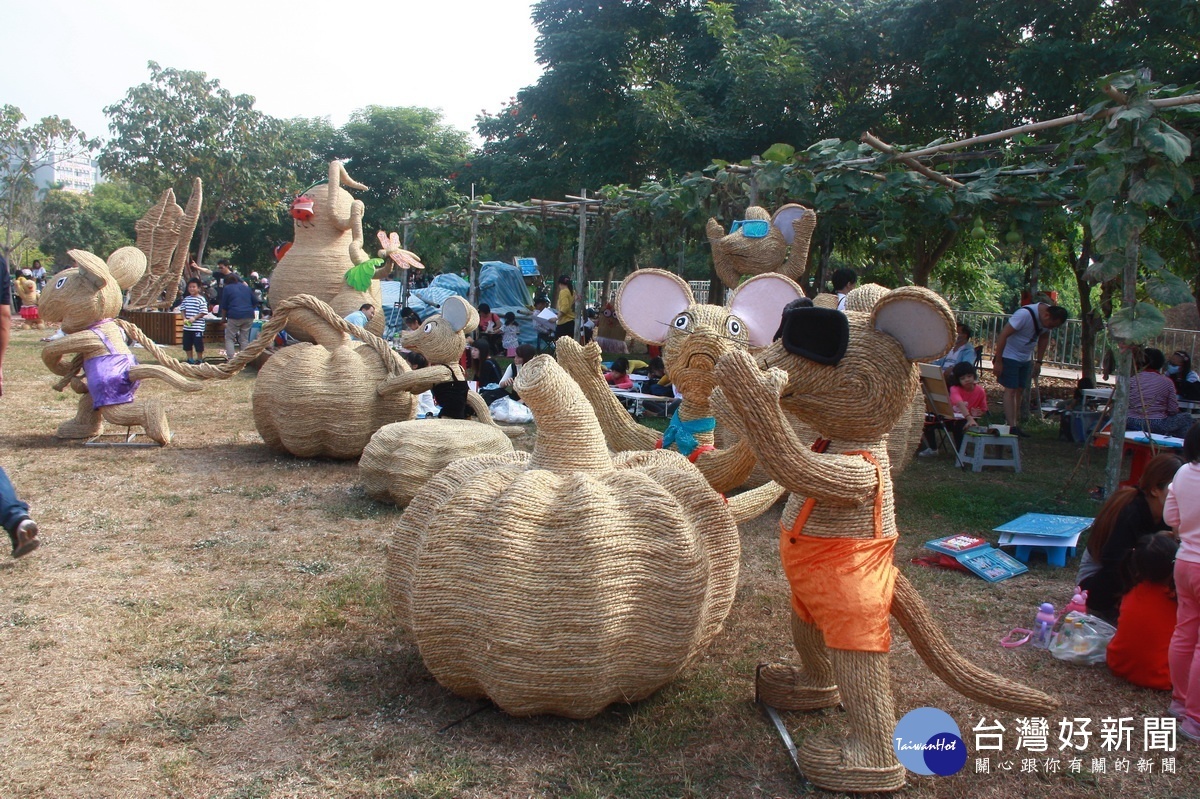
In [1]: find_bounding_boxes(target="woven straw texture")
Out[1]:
[706,204,816,290]
[269,161,385,340]
[360,419,513,506]
[111,294,414,454]
[126,179,202,311]
[388,355,740,718]
[714,286,1056,793]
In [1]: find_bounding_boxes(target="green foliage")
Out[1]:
[38,181,150,264]
[100,62,301,263]
[0,104,97,260]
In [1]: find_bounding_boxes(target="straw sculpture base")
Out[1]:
[389,355,741,718]
[252,340,415,459]
[360,419,514,506]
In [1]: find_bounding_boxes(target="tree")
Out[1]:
[100,62,300,264]
[0,104,96,261]
[38,180,152,266]
[337,105,471,232]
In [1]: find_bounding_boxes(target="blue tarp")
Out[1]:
[478,261,536,347]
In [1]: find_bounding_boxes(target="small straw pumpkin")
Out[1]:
[388,355,740,718]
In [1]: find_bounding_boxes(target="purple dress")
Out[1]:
[82,323,140,409]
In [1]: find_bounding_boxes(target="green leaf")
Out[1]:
[1128,170,1177,207]
[1108,302,1166,343]
[344,260,380,292]
[1145,270,1195,306]
[1084,166,1124,204]
[761,143,796,163]
[1084,256,1123,283]
[1138,120,1192,164]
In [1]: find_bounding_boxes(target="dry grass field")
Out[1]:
[0,325,1196,798]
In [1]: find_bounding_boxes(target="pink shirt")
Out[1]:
[949,384,987,417]
[1128,370,1179,420]
[1166,462,1200,564]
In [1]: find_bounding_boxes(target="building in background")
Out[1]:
[32,152,100,193]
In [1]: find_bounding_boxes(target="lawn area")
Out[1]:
[0,325,1195,798]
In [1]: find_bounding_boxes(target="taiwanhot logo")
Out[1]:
[893,707,967,776]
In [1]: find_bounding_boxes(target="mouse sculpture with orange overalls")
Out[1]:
[714,286,1057,793]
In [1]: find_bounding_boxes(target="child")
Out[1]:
[498,343,535,402]
[1106,533,1178,690]
[1168,422,1200,740]
[919,361,987,456]
[580,308,598,344]
[178,278,209,364]
[502,311,520,357]
[604,356,634,390]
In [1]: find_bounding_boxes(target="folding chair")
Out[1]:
[919,363,965,467]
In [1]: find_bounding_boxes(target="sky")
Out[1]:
[2,0,546,144]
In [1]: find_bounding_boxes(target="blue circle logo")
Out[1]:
[893,708,967,776]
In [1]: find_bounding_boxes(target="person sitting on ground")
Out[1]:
[472,339,503,387]
[475,303,504,355]
[401,350,438,418]
[400,307,421,331]
[933,322,976,382]
[604,356,634,390]
[641,356,676,416]
[1106,532,1178,691]
[1128,347,1194,439]
[1168,350,1200,401]
[497,343,535,403]
[1077,453,1182,624]
[502,311,520,357]
[178,278,209,364]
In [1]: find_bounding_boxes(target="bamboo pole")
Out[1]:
[860,132,965,189]
[575,189,588,331]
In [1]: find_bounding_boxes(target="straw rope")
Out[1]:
[360,419,513,506]
[714,286,1055,792]
[388,355,741,718]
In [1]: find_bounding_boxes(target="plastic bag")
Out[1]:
[489,396,533,424]
[1048,611,1116,665]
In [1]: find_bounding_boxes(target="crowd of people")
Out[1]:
[1075,426,1200,742]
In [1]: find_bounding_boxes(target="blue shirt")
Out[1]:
[220,282,255,320]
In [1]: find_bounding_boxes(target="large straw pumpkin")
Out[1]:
[388,355,740,718]
[251,300,414,458]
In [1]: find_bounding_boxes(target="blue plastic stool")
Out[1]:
[1011,544,1076,568]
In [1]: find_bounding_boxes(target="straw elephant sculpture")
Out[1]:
[38,248,203,445]
[269,160,404,340]
[706,203,816,290]
[389,355,781,718]
[713,286,1057,793]
[556,269,802,494]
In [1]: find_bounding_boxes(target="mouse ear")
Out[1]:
[728,273,804,348]
[106,246,147,290]
[871,286,956,361]
[67,249,111,292]
[615,269,694,345]
[441,295,478,333]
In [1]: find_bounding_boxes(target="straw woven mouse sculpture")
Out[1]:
[270,161,417,340]
[109,294,417,457]
[389,354,779,718]
[39,248,202,445]
[714,286,1056,793]
[707,203,816,290]
[556,269,802,493]
[377,296,494,422]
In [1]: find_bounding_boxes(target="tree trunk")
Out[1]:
[912,229,957,287]
[1070,230,1097,384]
[1104,228,1140,497]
